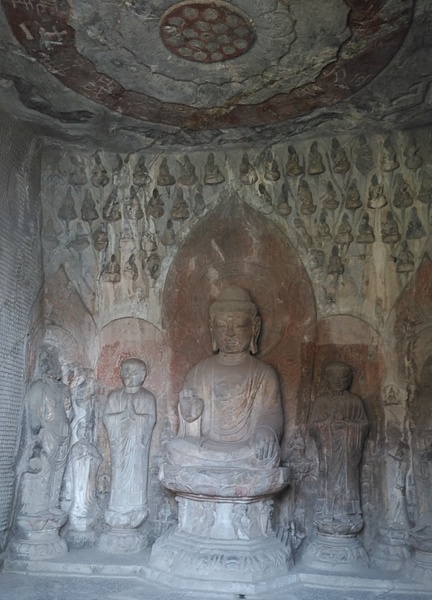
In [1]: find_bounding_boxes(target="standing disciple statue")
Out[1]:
[304,361,369,569]
[99,358,156,554]
[10,347,73,559]
[151,286,291,585]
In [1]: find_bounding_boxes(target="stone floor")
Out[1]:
[1,572,431,600]
[1,548,431,600]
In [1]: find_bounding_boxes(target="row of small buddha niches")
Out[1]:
[6,126,432,593]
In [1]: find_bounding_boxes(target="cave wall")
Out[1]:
[28,125,432,554]
[0,111,42,552]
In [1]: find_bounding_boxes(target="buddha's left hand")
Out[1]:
[250,428,277,460]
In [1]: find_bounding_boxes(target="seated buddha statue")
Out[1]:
[162,286,287,496]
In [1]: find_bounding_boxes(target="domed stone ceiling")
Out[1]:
[0,0,414,131]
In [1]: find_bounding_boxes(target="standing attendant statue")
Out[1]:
[99,358,156,553]
[9,347,73,559]
[304,361,369,569]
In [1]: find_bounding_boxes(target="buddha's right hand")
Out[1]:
[179,389,204,422]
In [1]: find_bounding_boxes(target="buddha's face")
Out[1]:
[325,363,352,393]
[121,360,146,388]
[211,310,256,354]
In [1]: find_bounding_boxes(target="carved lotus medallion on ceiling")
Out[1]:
[1,0,413,129]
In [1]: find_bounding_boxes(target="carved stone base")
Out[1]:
[150,495,292,585]
[98,527,147,554]
[65,528,97,549]
[302,533,368,571]
[371,528,410,571]
[406,549,432,583]
[8,529,68,560]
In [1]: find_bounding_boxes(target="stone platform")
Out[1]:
[1,549,431,600]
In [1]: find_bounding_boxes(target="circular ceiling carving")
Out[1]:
[160,1,255,63]
[1,0,413,130]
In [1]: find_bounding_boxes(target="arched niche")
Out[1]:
[162,198,316,453]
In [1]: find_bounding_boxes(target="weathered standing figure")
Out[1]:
[9,347,73,559]
[304,361,369,570]
[99,358,156,554]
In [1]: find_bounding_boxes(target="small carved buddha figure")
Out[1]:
[406,207,426,240]
[67,223,90,252]
[356,212,375,244]
[345,179,362,210]
[354,135,374,176]
[367,174,387,209]
[171,188,190,221]
[299,179,317,215]
[147,188,165,219]
[380,137,399,172]
[381,211,401,244]
[91,153,110,187]
[404,136,423,170]
[331,138,351,174]
[92,223,108,252]
[69,154,87,186]
[334,213,353,247]
[307,141,325,175]
[43,219,60,251]
[294,217,313,249]
[393,174,413,209]
[204,153,225,185]
[310,361,369,536]
[286,145,304,176]
[321,181,339,211]
[103,189,122,222]
[396,240,414,273]
[81,190,99,223]
[327,245,344,277]
[161,218,176,247]
[124,254,139,281]
[58,189,77,229]
[157,157,176,187]
[239,153,257,185]
[147,252,161,280]
[263,151,281,182]
[276,182,292,216]
[164,286,284,471]
[132,154,151,187]
[258,183,273,214]
[124,187,144,221]
[103,255,121,283]
[317,211,331,241]
[419,171,432,205]
[179,156,198,187]
[193,184,205,215]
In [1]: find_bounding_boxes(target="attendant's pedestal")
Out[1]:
[406,528,432,584]
[8,511,68,560]
[302,516,368,572]
[150,464,291,591]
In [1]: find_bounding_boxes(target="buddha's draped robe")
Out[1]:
[167,354,283,469]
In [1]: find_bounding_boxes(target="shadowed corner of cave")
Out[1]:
[0,0,431,599]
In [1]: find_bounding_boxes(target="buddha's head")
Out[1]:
[324,361,353,393]
[120,358,147,389]
[209,286,261,355]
